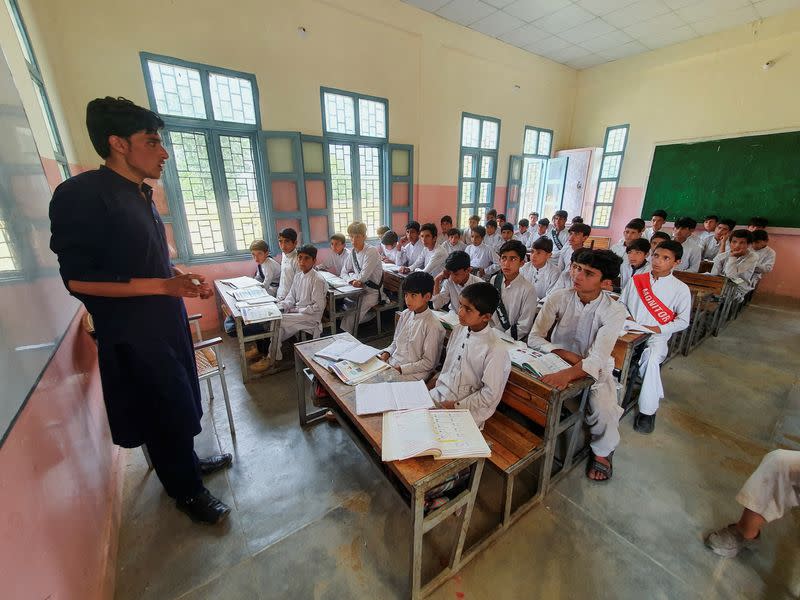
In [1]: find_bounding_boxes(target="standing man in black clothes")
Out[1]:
[50,97,232,524]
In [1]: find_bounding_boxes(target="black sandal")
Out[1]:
[586,452,613,482]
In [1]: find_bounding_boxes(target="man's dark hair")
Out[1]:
[297,244,318,260]
[486,209,497,217]
[650,231,671,242]
[406,221,421,233]
[731,229,753,243]
[704,214,719,222]
[532,237,553,252]
[460,282,500,316]
[469,214,480,222]
[278,227,298,242]
[626,218,646,232]
[538,218,550,227]
[472,225,486,239]
[749,216,769,228]
[382,230,399,245]
[652,209,668,219]
[86,97,164,158]
[554,210,568,219]
[626,238,651,254]
[569,223,591,237]
[674,217,697,230]
[486,219,497,229]
[655,240,683,260]
[571,216,584,223]
[420,222,438,237]
[330,233,346,244]
[500,223,514,232]
[518,218,529,228]
[496,213,506,221]
[446,227,462,237]
[719,218,736,230]
[752,229,769,242]
[572,248,622,282]
[403,271,435,296]
[498,240,527,260]
[445,250,471,272]
[441,215,453,225]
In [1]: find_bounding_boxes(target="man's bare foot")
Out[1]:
[587,454,612,481]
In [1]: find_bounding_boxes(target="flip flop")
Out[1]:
[586,452,613,482]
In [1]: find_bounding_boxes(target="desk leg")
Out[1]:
[296,353,327,427]
[451,458,484,568]
[328,293,337,336]
[410,485,425,600]
[268,318,281,371]
[563,388,591,472]
[234,317,249,383]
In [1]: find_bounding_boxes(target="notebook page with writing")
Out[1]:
[382,410,438,461]
[356,381,434,415]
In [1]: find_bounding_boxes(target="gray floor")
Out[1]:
[114,303,800,600]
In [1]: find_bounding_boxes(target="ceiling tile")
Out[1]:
[662,0,701,8]
[483,0,517,7]
[567,54,611,68]
[753,0,800,18]
[499,22,551,45]
[404,0,452,11]
[690,4,758,34]
[504,0,572,22]
[576,0,640,15]
[534,4,596,33]
[436,0,496,25]
[524,35,574,53]
[578,29,634,51]
[560,17,617,43]
[470,10,526,35]
[604,0,672,28]
[641,24,697,48]
[623,12,687,37]
[545,44,597,62]
[676,0,750,22]
[599,39,649,59]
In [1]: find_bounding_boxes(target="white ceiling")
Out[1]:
[403,0,800,69]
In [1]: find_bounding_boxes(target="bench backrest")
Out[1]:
[585,236,611,250]
[673,271,726,295]
[500,369,551,428]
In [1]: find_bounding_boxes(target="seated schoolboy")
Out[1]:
[555,223,591,289]
[496,213,506,228]
[465,225,500,278]
[340,221,383,332]
[699,214,719,240]
[404,222,447,276]
[527,249,627,482]
[318,233,348,275]
[747,216,768,231]
[375,225,390,240]
[462,214,480,244]
[619,237,651,290]
[252,245,328,372]
[701,218,735,260]
[572,216,584,224]
[672,217,702,272]
[710,229,759,301]
[484,219,501,252]
[276,228,299,301]
[514,219,532,247]
[751,229,776,287]
[378,230,400,263]
[499,222,515,243]
[398,221,424,267]
[520,237,560,299]
[619,240,691,434]
[442,227,467,254]
[432,250,483,314]
[548,210,569,266]
[438,215,454,247]
[534,217,550,242]
[484,208,497,224]
[644,209,668,240]
[429,282,512,429]
[490,240,538,341]
[378,271,445,380]
[611,218,645,257]
[529,211,539,225]
[648,230,671,253]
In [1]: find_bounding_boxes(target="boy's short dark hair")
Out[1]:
[406,221,421,233]
[719,218,736,230]
[472,225,486,239]
[496,213,506,220]
[500,223,514,232]
[569,223,591,236]
[538,218,550,227]
[704,214,719,222]
[420,222,438,237]
[571,216,584,223]
[445,250,471,271]
[655,240,683,260]
[403,271,435,296]
[626,218,646,232]
[674,217,697,229]
[376,225,390,236]
[532,237,553,252]
[650,231,671,242]
[447,227,462,237]
[469,214,480,222]
[278,227,298,242]
[86,97,164,158]
[749,216,769,228]
[460,282,500,316]
[498,240,527,260]
[486,209,497,217]
[652,209,668,219]
[382,230,399,245]
[518,218,529,228]
[297,244,318,260]
[626,238,651,254]
[441,215,453,224]
[554,210,568,219]
[486,219,497,229]
[572,248,622,282]
[752,229,769,242]
[330,233,346,244]
[249,239,269,253]
[731,229,753,243]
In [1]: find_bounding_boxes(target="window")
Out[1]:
[0,219,19,273]
[458,113,500,227]
[5,0,70,180]
[141,53,264,258]
[519,126,553,218]
[590,125,629,228]
[321,88,388,237]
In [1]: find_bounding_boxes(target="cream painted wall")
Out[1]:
[23,0,576,187]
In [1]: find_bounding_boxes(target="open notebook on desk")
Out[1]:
[508,347,571,379]
[220,276,261,289]
[355,381,434,415]
[241,304,281,325]
[231,286,274,302]
[382,409,491,461]
[315,338,377,364]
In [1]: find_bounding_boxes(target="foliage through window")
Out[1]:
[458,113,500,227]
[590,125,629,228]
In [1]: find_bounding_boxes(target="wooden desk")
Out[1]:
[612,332,650,412]
[294,333,484,600]
[323,286,364,337]
[382,266,408,310]
[214,280,281,382]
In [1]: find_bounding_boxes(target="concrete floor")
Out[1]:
[114,302,800,600]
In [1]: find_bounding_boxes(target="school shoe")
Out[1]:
[176,489,231,525]
[244,346,261,360]
[705,524,760,558]
[199,453,233,476]
[250,356,273,374]
[634,412,656,434]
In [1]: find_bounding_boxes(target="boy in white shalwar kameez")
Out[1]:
[710,229,760,301]
[489,240,538,342]
[520,237,561,300]
[340,221,383,333]
[403,223,447,277]
[397,221,424,267]
[317,233,348,275]
[527,249,627,482]
[618,238,651,291]
[554,223,592,291]
[432,251,483,314]
[378,271,445,380]
[751,229,776,288]
[619,240,691,434]
[276,228,299,302]
[465,226,500,278]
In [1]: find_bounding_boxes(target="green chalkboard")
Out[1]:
[641,131,800,228]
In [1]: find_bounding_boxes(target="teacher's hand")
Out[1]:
[164,273,204,298]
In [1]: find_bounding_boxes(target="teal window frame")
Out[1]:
[457,112,501,228]
[519,125,553,217]
[5,0,70,181]
[140,52,269,263]
[590,124,630,228]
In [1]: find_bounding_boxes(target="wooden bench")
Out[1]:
[370,268,405,335]
[673,271,732,354]
[585,236,611,250]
